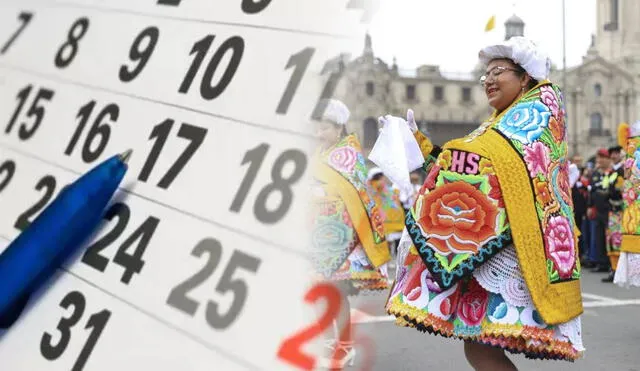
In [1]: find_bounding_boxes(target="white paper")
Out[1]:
[368,115,424,196]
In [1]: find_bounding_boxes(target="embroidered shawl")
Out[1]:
[621,135,640,253]
[407,81,582,324]
[312,134,390,268]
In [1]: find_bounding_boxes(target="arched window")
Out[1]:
[365,81,374,96]
[594,83,602,97]
[590,112,603,135]
[363,117,378,148]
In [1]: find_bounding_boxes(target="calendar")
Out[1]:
[0,0,376,370]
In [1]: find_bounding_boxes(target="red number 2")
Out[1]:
[276,283,342,370]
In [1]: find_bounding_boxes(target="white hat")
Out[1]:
[320,99,350,125]
[478,36,551,82]
[630,120,640,137]
[367,167,383,181]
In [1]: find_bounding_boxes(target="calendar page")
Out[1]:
[0,1,375,370]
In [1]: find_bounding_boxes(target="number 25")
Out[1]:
[166,238,261,330]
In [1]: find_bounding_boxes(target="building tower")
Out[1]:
[504,14,525,40]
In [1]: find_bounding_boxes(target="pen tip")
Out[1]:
[119,149,133,164]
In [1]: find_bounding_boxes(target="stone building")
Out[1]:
[334,0,638,158]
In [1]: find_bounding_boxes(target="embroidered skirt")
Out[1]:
[614,252,640,288]
[310,193,389,295]
[386,233,584,361]
[326,244,389,295]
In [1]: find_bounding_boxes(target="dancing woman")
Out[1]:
[310,99,391,367]
[614,121,640,288]
[378,37,584,370]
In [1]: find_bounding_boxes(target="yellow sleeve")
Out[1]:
[413,130,434,159]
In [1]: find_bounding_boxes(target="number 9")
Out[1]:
[119,26,160,83]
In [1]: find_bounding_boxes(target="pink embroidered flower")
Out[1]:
[610,231,622,247]
[540,86,560,119]
[625,157,635,170]
[342,209,353,227]
[456,279,488,326]
[624,188,637,203]
[328,146,357,173]
[544,215,576,279]
[523,142,550,177]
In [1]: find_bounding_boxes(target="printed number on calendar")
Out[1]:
[157,0,273,14]
[65,101,119,164]
[277,51,344,117]
[178,34,244,100]
[81,202,160,285]
[166,237,261,330]
[54,17,90,69]
[14,174,57,231]
[7,85,55,141]
[0,160,16,193]
[40,291,111,371]
[119,26,160,83]
[1,11,33,55]
[277,283,342,370]
[277,283,375,370]
[230,143,307,224]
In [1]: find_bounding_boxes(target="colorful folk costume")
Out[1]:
[382,37,584,361]
[310,133,391,294]
[614,121,640,288]
[367,168,406,242]
[606,159,625,274]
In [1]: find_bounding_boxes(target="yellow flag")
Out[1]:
[485,15,496,32]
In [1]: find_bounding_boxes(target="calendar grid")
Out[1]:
[0,63,317,140]
[0,232,266,371]
[0,139,310,259]
[0,1,371,368]
[37,0,355,39]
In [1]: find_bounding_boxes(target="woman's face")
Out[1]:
[482,59,530,112]
[315,121,342,146]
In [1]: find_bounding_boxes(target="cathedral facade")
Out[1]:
[334,0,638,158]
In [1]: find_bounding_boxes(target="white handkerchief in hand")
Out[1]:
[368,115,424,196]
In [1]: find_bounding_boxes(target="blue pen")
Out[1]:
[0,149,131,328]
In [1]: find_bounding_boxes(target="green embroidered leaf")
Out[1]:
[549,269,560,282]
[535,202,544,218]
[512,138,524,154]
[546,259,554,276]
[545,259,560,282]
[571,268,581,279]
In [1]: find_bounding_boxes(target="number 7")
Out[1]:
[1,12,33,55]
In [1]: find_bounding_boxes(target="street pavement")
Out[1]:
[346,266,640,370]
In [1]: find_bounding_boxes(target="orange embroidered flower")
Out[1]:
[370,205,386,237]
[488,175,505,208]
[534,179,553,205]
[418,181,499,255]
[549,116,565,142]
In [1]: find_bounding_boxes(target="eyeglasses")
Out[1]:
[479,66,519,86]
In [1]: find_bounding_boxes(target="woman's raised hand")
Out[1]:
[406,109,418,133]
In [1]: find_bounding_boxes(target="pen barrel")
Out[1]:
[0,154,127,319]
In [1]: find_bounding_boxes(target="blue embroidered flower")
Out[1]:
[311,219,353,275]
[487,295,508,320]
[634,149,640,171]
[497,100,551,144]
[312,219,352,250]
